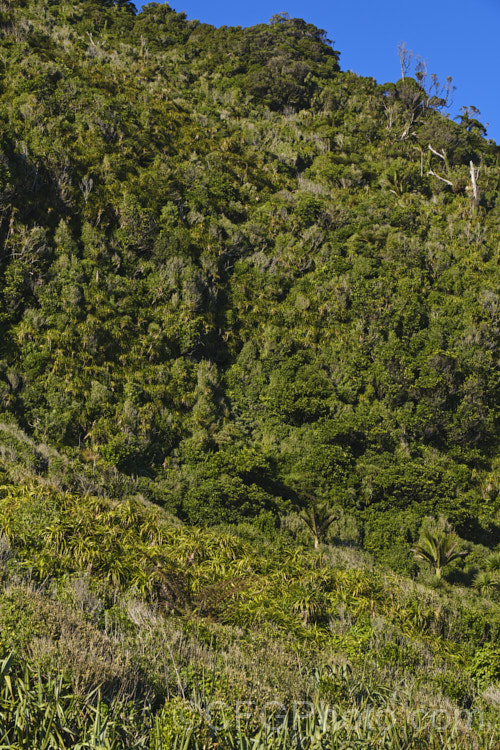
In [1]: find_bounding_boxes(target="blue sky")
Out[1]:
[136,0,500,144]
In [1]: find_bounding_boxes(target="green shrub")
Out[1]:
[468,644,500,688]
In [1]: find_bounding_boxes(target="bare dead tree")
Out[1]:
[427,144,453,187]
[427,170,454,187]
[470,161,480,212]
[398,42,413,80]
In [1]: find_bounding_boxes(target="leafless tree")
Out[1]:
[398,42,413,80]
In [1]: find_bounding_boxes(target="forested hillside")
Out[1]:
[1,0,498,563]
[0,1,499,746]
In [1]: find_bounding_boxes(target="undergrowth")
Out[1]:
[0,480,497,746]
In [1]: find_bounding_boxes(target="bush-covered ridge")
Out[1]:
[0,0,499,557]
[0,0,499,743]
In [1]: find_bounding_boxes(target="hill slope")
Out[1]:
[0,0,499,565]
[0,2,499,745]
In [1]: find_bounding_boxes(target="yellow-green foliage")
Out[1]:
[0,479,498,742]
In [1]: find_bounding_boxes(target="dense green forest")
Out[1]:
[0,0,499,746]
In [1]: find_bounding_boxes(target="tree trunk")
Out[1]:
[470,160,480,212]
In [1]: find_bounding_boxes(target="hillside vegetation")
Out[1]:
[0,0,499,746]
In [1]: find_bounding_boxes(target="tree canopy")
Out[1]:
[0,0,498,565]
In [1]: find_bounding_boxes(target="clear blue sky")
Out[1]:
[136,0,500,144]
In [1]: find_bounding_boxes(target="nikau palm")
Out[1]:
[474,553,500,596]
[298,502,339,549]
[412,528,468,579]
[474,570,498,596]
